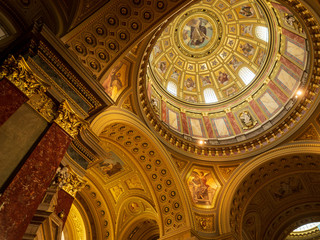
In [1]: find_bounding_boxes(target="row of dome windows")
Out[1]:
[167,67,256,103]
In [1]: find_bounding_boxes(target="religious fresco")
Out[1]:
[215,69,230,85]
[184,76,196,91]
[241,24,253,37]
[269,176,303,201]
[145,0,307,141]
[98,151,125,177]
[187,169,219,206]
[184,94,198,103]
[238,41,255,58]
[102,61,128,101]
[255,48,266,66]
[200,75,212,87]
[229,56,243,71]
[170,68,181,81]
[182,17,213,49]
[237,5,255,18]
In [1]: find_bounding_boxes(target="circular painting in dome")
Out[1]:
[175,8,223,58]
[182,17,213,49]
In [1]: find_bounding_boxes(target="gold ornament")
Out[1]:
[54,100,87,138]
[53,166,86,197]
[0,55,48,97]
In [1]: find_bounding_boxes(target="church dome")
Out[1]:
[138,0,316,158]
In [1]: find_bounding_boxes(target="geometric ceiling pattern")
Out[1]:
[147,0,308,143]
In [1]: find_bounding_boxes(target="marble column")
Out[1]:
[0,123,72,240]
[54,189,75,227]
[53,165,85,228]
[0,78,28,126]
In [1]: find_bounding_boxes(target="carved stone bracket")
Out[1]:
[52,166,86,197]
[54,100,88,139]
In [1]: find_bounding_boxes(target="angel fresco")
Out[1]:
[188,170,217,205]
[183,18,212,48]
[217,71,230,85]
[200,75,212,86]
[184,77,196,91]
[239,5,254,17]
[240,43,255,57]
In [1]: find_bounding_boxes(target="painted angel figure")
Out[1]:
[189,171,216,205]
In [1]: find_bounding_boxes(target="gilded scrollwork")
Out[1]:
[0,55,47,98]
[52,166,86,197]
[54,100,87,138]
[28,93,56,122]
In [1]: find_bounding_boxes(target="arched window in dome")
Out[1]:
[239,67,256,85]
[255,26,269,42]
[204,88,218,103]
[0,25,8,40]
[167,81,177,96]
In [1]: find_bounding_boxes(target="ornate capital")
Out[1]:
[54,101,87,138]
[0,55,48,98]
[52,166,86,197]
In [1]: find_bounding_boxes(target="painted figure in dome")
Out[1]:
[201,75,212,86]
[239,5,254,17]
[240,42,255,57]
[188,170,217,205]
[183,18,211,47]
[184,77,196,91]
[218,71,230,85]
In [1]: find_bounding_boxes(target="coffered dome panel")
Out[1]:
[138,0,318,158]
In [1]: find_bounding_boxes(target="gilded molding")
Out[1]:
[0,55,47,98]
[27,93,56,122]
[55,101,88,138]
[53,166,86,197]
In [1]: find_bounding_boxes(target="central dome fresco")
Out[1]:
[141,0,310,156]
[149,0,271,105]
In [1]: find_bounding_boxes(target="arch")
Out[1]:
[255,26,269,42]
[116,197,160,240]
[167,81,177,96]
[203,88,218,103]
[90,107,193,238]
[218,143,320,236]
[238,67,255,85]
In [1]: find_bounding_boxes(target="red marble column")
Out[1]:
[161,100,167,123]
[268,81,288,103]
[0,123,71,240]
[0,78,28,126]
[226,112,241,135]
[249,101,267,122]
[180,112,189,135]
[54,189,74,227]
[203,116,214,138]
